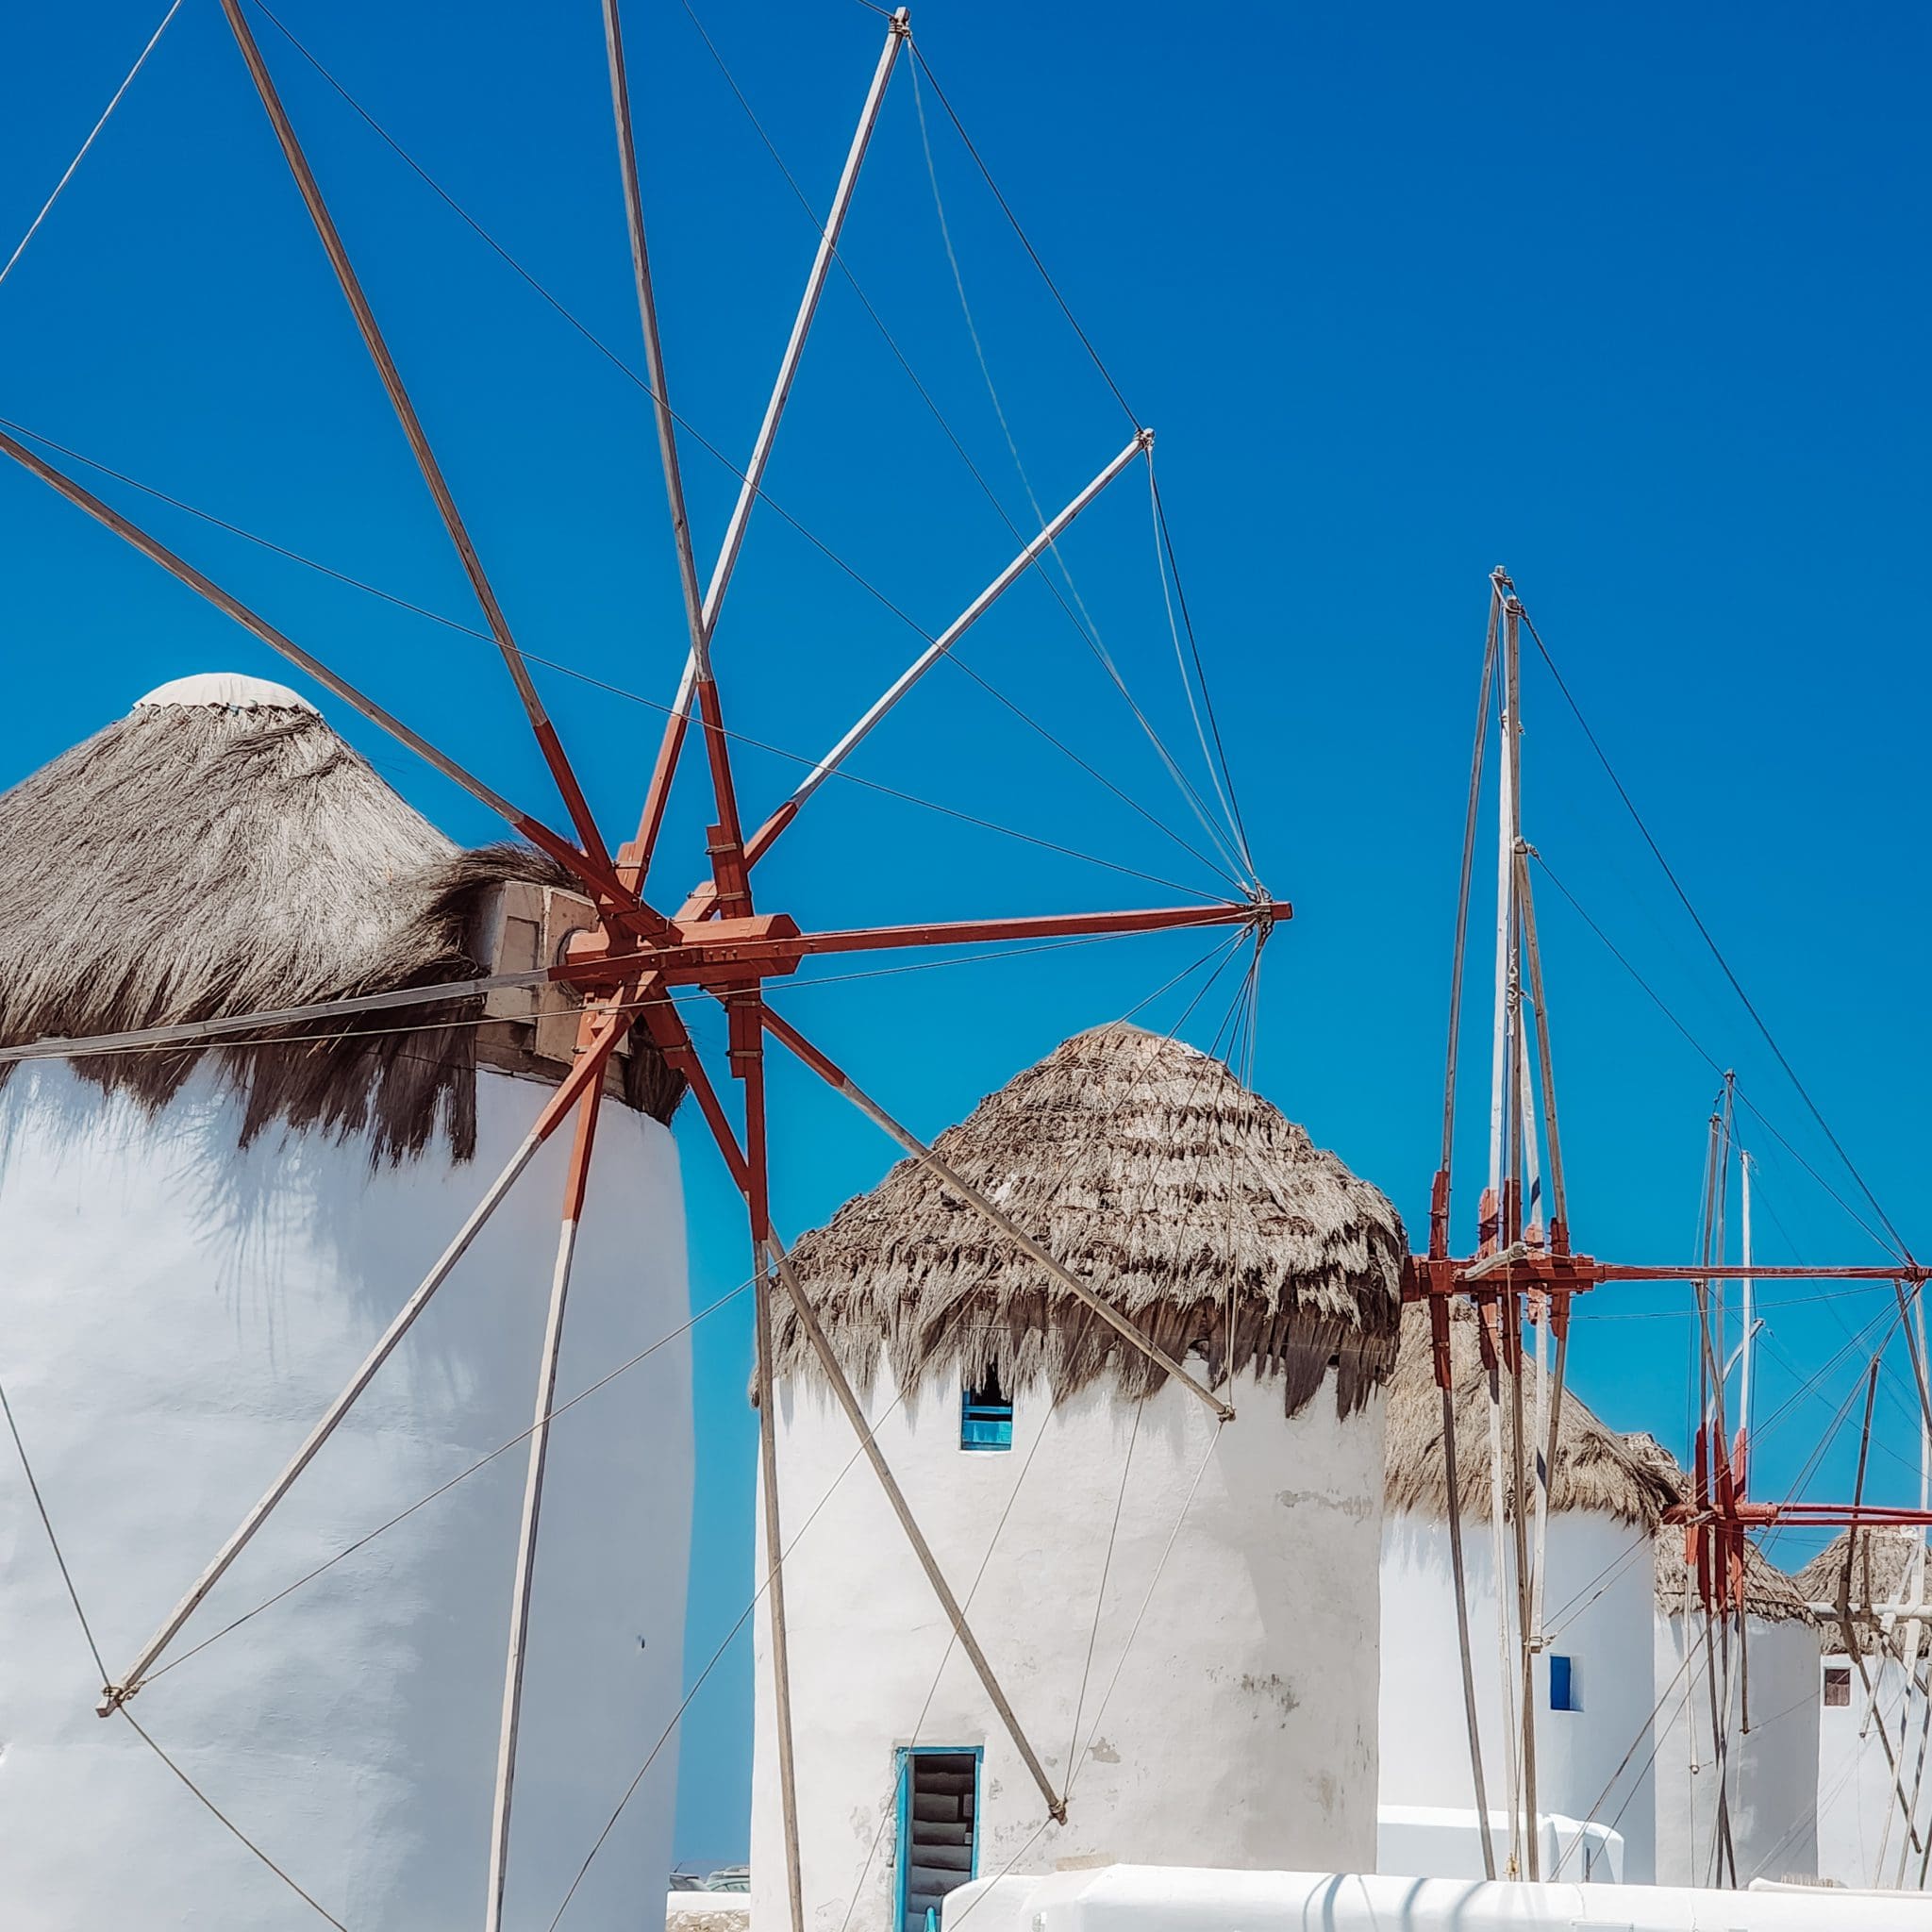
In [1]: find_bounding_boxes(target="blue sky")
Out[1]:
[3,0,1927,1872]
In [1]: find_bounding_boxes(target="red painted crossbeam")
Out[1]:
[1405,1255,1929,1297]
[554,899,1286,992]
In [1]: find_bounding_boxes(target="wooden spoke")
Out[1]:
[600,0,751,911]
[486,1013,613,1932]
[737,431,1152,876]
[760,1007,1234,1420]
[0,425,656,918]
[763,1228,1067,1824]
[628,9,909,883]
[732,995,806,1932]
[216,0,615,876]
[100,1013,636,1712]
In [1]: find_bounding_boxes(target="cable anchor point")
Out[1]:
[1247,885,1276,950]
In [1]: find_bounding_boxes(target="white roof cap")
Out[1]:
[134,672,317,714]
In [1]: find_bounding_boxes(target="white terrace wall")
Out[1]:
[1817,1649,1932,1889]
[0,1060,691,1930]
[753,1359,1386,1932]
[1378,1510,1658,1881]
[1653,1608,1819,1886]
[944,1861,1932,1932]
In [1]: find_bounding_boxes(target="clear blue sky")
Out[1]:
[3,0,1927,1872]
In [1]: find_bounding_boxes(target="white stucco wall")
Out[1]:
[1652,1609,1819,1886]
[0,1059,692,1929]
[1378,1509,1658,1881]
[943,1860,1932,1932]
[752,1358,1386,1932]
[1817,1649,1932,1889]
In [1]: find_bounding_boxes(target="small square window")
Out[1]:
[1824,1666,1852,1707]
[1549,1654,1580,1711]
[960,1368,1013,1452]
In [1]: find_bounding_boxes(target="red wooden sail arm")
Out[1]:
[558,897,1283,993]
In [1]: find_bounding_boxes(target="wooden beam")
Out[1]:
[761,1007,1234,1422]
[216,0,614,875]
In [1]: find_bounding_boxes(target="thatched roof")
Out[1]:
[0,674,680,1161]
[1383,1301,1678,1525]
[774,1024,1406,1416]
[1793,1528,1931,1655]
[1623,1434,1815,1625]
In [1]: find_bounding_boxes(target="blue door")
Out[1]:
[893,1747,981,1932]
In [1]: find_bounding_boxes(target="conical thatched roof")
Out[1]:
[0,675,679,1160]
[1623,1434,1815,1625]
[1383,1301,1678,1524]
[774,1024,1407,1417]
[1794,1527,1931,1655]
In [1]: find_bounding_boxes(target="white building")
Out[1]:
[1635,1434,1820,1888]
[752,1024,1407,1932]
[1378,1304,1674,1882]
[0,675,692,1929]
[1795,1527,1932,1889]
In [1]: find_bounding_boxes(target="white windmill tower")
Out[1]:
[0,674,692,1927]
[753,1024,1406,1932]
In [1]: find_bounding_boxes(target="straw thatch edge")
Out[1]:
[773,1024,1407,1422]
[1383,1304,1679,1527]
[1794,1528,1931,1655]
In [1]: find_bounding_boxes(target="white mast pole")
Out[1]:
[1524,1011,1550,1643]
[1482,568,1521,1871]
[1486,571,1514,1213]
[1738,1150,1754,1454]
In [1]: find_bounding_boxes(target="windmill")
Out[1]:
[0,6,1278,1926]
[1410,567,1932,1886]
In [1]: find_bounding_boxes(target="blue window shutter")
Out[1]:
[1549,1654,1577,1711]
[960,1372,1013,1451]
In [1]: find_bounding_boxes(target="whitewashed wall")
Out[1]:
[1817,1650,1932,1888]
[944,1860,1932,1932]
[1652,1609,1819,1885]
[752,1359,1387,1932]
[1378,1511,1657,1881]
[0,1060,691,1929]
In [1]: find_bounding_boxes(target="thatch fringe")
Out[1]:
[1621,1433,1815,1624]
[1383,1301,1678,1525]
[774,1023,1406,1419]
[1793,1528,1931,1655]
[0,687,681,1161]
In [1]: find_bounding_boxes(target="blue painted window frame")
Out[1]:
[959,1372,1013,1452]
[1549,1653,1578,1711]
[892,1744,983,1932]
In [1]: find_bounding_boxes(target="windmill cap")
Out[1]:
[134,672,316,714]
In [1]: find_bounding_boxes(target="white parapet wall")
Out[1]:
[1377,1805,1623,1884]
[0,1060,692,1930]
[754,1361,1387,1932]
[944,1863,1932,1932]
